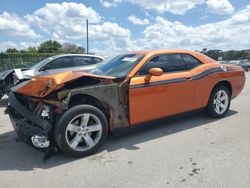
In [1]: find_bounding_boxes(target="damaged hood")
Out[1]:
[14,71,115,98]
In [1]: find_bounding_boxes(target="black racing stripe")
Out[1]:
[130,67,223,89]
[130,77,186,89]
[226,67,240,71]
[192,67,222,80]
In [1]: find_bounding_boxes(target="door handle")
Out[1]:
[184,76,192,80]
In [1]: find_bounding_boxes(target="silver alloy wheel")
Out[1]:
[213,90,229,114]
[65,113,102,152]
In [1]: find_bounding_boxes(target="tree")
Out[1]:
[19,50,26,53]
[235,51,248,60]
[27,47,38,53]
[62,43,85,54]
[6,48,19,53]
[201,48,207,53]
[38,40,62,53]
[201,49,223,60]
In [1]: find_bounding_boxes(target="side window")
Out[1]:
[72,56,92,66]
[91,57,103,64]
[44,57,72,70]
[181,54,202,69]
[137,54,186,75]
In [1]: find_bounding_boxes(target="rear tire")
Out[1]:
[54,104,108,158]
[205,85,231,118]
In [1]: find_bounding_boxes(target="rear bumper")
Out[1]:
[5,91,53,140]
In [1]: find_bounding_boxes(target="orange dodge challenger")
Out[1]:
[6,49,245,158]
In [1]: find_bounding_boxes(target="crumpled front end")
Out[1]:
[5,71,130,155]
[5,71,116,148]
[5,91,53,149]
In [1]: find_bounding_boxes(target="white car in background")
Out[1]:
[0,54,105,99]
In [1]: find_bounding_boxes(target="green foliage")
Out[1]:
[27,47,38,53]
[6,48,19,53]
[0,40,86,71]
[224,50,249,60]
[201,49,223,60]
[201,49,250,60]
[38,40,62,53]
[3,40,85,54]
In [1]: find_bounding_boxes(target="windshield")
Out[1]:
[29,56,55,70]
[91,54,144,77]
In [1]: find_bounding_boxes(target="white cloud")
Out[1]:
[0,12,39,38]
[128,15,150,25]
[25,2,101,39]
[23,2,134,55]
[207,0,234,15]
[0,41,18,52]
[90,22,136,55]
[106,0,205,14]
[1,2,250,55]
[0,41,40,52]
[100,0,112,8]
[90,22,130,40]
[138,5,250,51]
[100,0,122,8]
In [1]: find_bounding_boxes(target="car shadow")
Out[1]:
[0,109,237,171]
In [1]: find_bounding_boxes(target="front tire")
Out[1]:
[205,85,231,118]
[54,104,108,158]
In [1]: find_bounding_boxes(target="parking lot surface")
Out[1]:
[0,72,249,188]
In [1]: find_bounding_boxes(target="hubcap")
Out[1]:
[213,90,229,114]
[65,113,102,151]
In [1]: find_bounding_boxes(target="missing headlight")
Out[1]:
[39,105,51,119]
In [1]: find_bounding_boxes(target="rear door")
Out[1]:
[129,53,196,125]
[72,56,103,73]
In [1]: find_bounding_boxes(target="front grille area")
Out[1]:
[15,93,39,112]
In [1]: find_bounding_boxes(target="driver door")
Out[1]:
[129,53,196,125]
[37,56,74,76]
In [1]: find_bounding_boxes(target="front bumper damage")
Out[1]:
[5,91,55,160]
[5,71,131,160]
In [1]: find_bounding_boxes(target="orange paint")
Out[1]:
[127,50,245,125]
[15,49,245,126]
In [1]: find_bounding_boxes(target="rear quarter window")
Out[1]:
[91,57,103,64]
[181,54,202,69]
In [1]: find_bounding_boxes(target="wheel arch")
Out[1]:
[206,80,232,106]
[212,80,232,95]
[68,94,111,125]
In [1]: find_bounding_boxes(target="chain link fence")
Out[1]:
[0,53,59,72]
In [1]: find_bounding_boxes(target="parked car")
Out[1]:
[241,60,250,72]
[0,54,105,99]
[224,60,250,72]
[6,49,245,158]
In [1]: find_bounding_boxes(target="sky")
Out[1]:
[0,0,250,55]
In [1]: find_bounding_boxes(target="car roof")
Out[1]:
[130,49,216,64]
[50,54,105,59]
[126,49,216,78]
[131,49,199,55]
